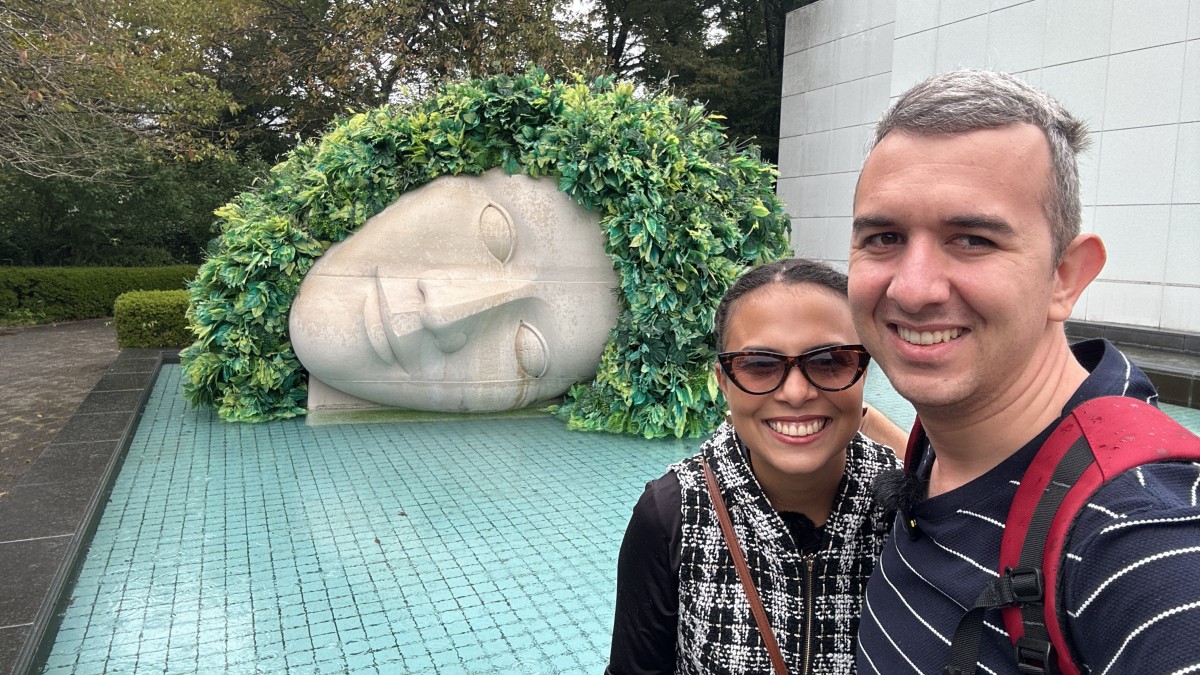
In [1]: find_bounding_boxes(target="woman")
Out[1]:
[607,259,904,674]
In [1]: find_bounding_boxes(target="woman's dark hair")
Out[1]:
[713,258,849,350]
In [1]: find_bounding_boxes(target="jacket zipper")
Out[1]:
[802,554,815,675]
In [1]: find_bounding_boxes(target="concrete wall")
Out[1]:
[778,0,1200,333]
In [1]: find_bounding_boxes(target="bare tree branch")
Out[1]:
[0,0,236,182]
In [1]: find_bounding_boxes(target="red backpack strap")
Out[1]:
[898,417,927,539]
[904,416,926,474]
[942,406,1089,675]
[999,396,1200,674]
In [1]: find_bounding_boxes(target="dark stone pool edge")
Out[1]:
[6,349,176,675]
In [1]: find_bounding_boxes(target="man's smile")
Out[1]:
[895,325,965,346]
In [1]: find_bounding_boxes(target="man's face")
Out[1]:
[849,124,1064,415]
[289,169,618,412]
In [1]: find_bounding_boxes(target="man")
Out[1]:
[849,69,1200,673]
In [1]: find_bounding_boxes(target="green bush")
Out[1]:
[0,265,198,325]
[181,69,792,437]
[114,290,192,348]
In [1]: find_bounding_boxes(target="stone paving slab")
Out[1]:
[0,318,125,675]
[4,348,167,675]
[0,319,120,497]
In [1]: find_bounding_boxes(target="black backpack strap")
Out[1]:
[1003,432,1097,675]
[943,419,1096,675]
[943,568,1046,675]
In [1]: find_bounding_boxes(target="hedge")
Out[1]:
[181,69,792,438]
[0,265,198,325]
[114,290,192,348]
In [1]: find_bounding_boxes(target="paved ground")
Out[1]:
[0,319,120,499]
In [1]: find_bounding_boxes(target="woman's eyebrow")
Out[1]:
[735,343,844,354]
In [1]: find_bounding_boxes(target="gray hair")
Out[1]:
[867,70,1090,262]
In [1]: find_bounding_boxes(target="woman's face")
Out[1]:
[716,282,865,487]
[289,169,618,412]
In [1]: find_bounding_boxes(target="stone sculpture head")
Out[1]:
[288,168,619,412]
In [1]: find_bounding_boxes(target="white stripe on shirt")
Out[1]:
[1085,502,1126,519]
[957,509,1005,528]
[861,592,925,674]
[1100,600,1200,675]
[878,553,950,644]
[932,537,999,577]
[1100,513,1200,535]
[1190,464,1200,507]
[895,536,971,610]
[1071,546,1200,616]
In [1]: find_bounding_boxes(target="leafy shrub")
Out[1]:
[98,246,179,268]
[114,290,192,347]
[181,69,791,437]
[0,265,198,325]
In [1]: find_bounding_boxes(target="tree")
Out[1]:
[0,0,239,182]
[202,0,602,159]
[693,0,813,162]
[583,0,814,162]
[0,155,267,266]
[0,0,605,268]
[583,0,712,80]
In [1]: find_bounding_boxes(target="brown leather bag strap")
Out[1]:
[702,459,791,675]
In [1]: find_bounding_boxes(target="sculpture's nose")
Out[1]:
[417,276,532,353]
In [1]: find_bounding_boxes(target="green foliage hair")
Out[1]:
[180,69,791,437]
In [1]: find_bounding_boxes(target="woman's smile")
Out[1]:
[766,417,829,439]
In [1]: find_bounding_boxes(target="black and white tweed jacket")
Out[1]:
[671,422,899,675]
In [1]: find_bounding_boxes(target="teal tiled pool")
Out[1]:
[42,365,694,674]
[38,364,1200,673]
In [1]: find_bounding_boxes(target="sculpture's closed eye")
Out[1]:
[480,202,515,264]
[515,321,549,378]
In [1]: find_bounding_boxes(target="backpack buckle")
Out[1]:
[1015,636,1058,675]
[1005,566,1044,603]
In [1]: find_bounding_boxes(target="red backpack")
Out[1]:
[937,396,1200,675]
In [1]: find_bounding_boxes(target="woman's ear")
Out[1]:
[1049,233,1106,323]
[714,361,731,398]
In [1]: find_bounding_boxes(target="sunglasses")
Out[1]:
[717,344,871,395]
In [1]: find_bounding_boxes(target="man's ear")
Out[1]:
[1049,233,1106,322]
